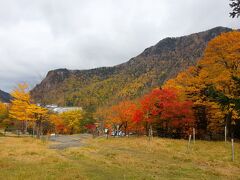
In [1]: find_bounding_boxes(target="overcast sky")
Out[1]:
[0,0,239,92]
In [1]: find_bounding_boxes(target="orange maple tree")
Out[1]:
[105,100,137,135]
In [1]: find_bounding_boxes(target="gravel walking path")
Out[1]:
[48,134,91,150]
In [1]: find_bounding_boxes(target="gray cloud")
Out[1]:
[0,0,239,92]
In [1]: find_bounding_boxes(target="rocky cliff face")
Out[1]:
[31,27,232,110]
[0,90,11,103]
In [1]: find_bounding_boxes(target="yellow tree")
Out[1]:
[27,104,48,138]
[198,31,240,137]
[9,83,49,136]
[0,102,8,120]
[60,110,84,134]
[0,102,10,129]
[9,83,31,133]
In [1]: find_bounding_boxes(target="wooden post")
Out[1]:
[117,125,119,137]
[225,126,227,143]
[148,125,153,141]
[231,138,234,161]
[188,135,192,150]
[148,127,151,141]
[193,128,195,144]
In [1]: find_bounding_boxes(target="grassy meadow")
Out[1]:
[0,136,240,180]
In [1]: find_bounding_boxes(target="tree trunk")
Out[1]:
[148,124,153,141]
[36,121,41,139]
[145,122,149,136]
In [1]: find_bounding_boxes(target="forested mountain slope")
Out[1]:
[31,27,232,110]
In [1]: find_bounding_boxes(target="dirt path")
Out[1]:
[48,134,91,150]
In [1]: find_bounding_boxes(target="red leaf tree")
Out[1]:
[133,88,194,137]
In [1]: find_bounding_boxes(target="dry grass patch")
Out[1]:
[0,136,240,180]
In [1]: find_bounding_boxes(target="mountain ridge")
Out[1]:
[0,90,11,103]
[31,26,233,110]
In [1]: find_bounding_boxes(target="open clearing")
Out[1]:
[0,136,240,180]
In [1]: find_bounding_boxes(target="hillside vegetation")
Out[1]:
[31,27,232,111]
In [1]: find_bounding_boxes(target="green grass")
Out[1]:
[0,136,240,180]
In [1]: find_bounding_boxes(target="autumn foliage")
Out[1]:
[1,31,240,140]
[106,101,137,135]
[0,102,8,120]
[9,83,31,122]
[2,83,85,137]
[133,88,194,136]
[96,31,240,139]
[165,31,240,139]
[97,88,194,137]
[60,110,84,134]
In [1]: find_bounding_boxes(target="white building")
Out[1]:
[45,104,82,113]
[52,107,82,113]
